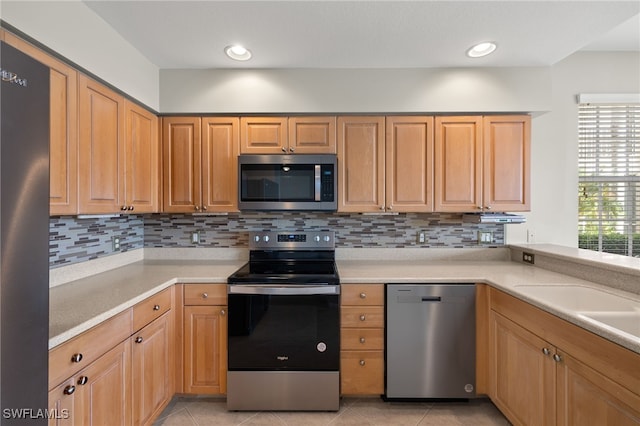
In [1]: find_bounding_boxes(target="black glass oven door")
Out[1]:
[227,292,339,371]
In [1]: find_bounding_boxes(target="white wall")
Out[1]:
[506,51,640,246]
[160,67,551,113]
[0,0,160,110]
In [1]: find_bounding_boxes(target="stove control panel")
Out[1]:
[249,231,335,250]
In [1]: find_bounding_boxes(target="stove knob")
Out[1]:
[314,235,321,242]
[254,235,260,243]
[263,235,270,242]
[323,235,331,242]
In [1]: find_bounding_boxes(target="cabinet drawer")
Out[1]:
[133,287,172,332]
[49,309,132,389]
[340,350,384,395]
[341,284,384,306]
[341,306,384,328]
[341,328,383,351]
[184,283,227,306]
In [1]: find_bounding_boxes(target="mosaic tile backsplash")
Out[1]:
[50,212,504,268]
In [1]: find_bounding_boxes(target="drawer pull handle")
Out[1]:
[77,376,88,386]
[220,309,226,316]
[553,354,562,363]
[359,315,366,321]
[359,360,366,366]
[153,304,160,311]
[63,385,75,395]
[359,337,366,344]
[135,336,143,344]
[202,292,208,299]
[359,293,366,299]
[70,353,83,363]
[542,347,551,356]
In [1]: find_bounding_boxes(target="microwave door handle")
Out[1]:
[228,285,340,296]
[314,165,321,201]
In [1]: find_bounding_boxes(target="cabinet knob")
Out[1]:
[135,336,143,344]
[220,309,226,316]
[77,376,88,386]
[70,353,83,363]
[542,347,551,356]
[281,147,287,152]
[485,205,492,210]
[128,206,134,211]
[202,206,207,211]
[359,314,366,321]
[63,385,75,396]
[477,205,483,210]
[121,206,127,211]
[202,292,208,299]
[195,206,200,211]
[388,205,393,210]
[359,293,366,299]
[380,206,385,210]
[359,360,366,366]
[289,147,295,153]
[153,304,160,311]
[359,337,366,344]
[552,354,562,363]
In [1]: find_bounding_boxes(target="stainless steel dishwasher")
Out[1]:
[385,283,476,399]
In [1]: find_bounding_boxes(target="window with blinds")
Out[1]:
[578,103,640,257]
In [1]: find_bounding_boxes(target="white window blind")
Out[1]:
[578,102,640,257]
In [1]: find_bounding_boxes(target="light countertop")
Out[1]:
[49,249,640,354]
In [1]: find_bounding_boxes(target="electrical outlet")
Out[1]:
[522,252,535,264]
[417,231,426,244]
[191,231,200,244]
[478,231,493,244]
[112,236,121,251]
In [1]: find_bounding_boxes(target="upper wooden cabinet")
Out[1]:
[2,31,79,215]
[385,116,434,212]
[434,115,530,212]
[241,116,336,154]
[78,76,159,214]
[162,117,239,213]
[337,116,386,212]
[338,116,433,213]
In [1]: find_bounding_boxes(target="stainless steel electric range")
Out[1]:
[226,231,340,411]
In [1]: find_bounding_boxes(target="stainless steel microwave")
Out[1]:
[238,154,337,211]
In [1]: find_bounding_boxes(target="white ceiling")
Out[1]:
[84,0,640,69]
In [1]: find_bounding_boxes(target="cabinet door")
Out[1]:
[240,117,288,154]
[78,75,125,214]
[132,312,172,426]
[434,116,482,212]
[556,351,640,426]
[202,117,240,212]
[183,305,227,394]
[77,340,131,426]
[162,117,202,213]
[124,100,159,213]
[385,116,434,212]
[490,311,556,426]
[288,116,337,154]
[337,116,385,212]
[48,378,79,426]
[2,31,79,216]
[483,115,530,211]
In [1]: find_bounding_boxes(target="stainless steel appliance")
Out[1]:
[227,231,340,411]
[1,42,50,421]
[238,154,337,211]
[385,284,476,399]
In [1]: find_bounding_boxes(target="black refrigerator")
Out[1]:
[1,41,50,424]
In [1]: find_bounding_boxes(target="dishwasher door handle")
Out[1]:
[421,296,442,302]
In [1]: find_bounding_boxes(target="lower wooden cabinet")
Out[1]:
[340,284,384,395]
[488,288,640,426]
[48,340,131,426]
[183,284,228,394]
[131,312,172,426]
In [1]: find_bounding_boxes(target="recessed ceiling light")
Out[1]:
[225,45,252,61]
[466,42,497,58]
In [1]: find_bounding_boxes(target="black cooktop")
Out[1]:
[227,259,339,285]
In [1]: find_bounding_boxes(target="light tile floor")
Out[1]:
[153,396,512,426]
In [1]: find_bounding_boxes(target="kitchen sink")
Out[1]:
[513,284,640,312]
[578,311,640,338]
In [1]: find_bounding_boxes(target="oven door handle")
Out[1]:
[228,285,340,296]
